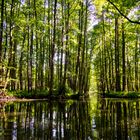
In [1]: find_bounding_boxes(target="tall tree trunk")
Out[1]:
[63,1,70,94]
[0,0,4,63]
[79,0,88,94]
[46,0,51,88]
[3,5,7,60]
[135,28,139,91]
[115,17,121,91]
[122,21,126,91]
[40,38,44,89]
[77,2,83,93]
[10,38,17,90]
[34,0,38,90]
[6,0,14,90]
[10,4,21,90]
[59,0,64,92]
[27,0,33,92]
[27,26,30,92]
[102,11,109,92]
[19,34,26,90]
[0,0,4,87]
[29,28,33,91]
[49,0,57,94]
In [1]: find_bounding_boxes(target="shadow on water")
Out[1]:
[0,98,140,139]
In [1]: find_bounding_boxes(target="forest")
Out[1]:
[0,0,140,98]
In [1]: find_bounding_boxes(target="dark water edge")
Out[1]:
[0,97,140,139]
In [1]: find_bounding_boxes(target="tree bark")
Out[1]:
[122,21,126,91]
[135,29,139,91]
[115,17,121,91]
[0,0,4,62]
[0,0,4,86]
[63,1,70,94]
[49,0,57,94]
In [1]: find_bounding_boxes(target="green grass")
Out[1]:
[103,91,140,98]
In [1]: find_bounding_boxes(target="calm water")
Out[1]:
[0,97,140,140]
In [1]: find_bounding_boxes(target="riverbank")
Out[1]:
[0,91,16,100]
[1,90,140,101]
[100,91,140,98]
[0,90,89,101]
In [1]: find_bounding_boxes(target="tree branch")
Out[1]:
[107,0,140,24]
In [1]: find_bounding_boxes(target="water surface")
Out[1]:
[0,97,140,140]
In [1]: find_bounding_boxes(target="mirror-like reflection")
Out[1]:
[0,98,140,140]
[95,98,140,140]
[0,100,93,140]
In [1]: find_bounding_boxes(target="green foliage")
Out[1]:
[94,0,106,11]
[93,0,140,94]
[104,91,140,98]
[0,0,139,99]
[8,90,49,99]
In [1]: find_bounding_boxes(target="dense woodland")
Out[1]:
[0,0,140,96]
[94,0,140,93]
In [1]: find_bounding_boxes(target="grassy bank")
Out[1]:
[0,89,89,100]
[101,91,140,98]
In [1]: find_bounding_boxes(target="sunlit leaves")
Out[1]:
[94,0,106,11]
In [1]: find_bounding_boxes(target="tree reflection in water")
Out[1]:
[95,98,140,140]
[0,100,93,140]
[0,99,140,140]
